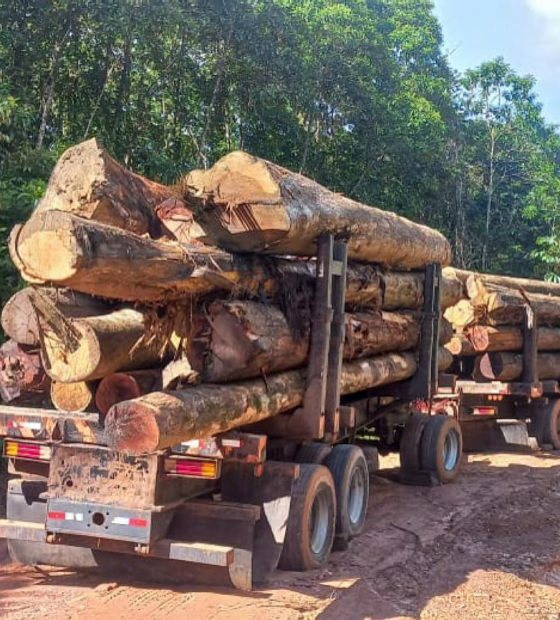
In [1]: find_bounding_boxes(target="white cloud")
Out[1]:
[526,0,560,47]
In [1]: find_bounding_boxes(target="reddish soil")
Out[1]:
[2,451,560,620]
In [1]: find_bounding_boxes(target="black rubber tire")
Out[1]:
[324,445,369,539]
[360,446,380,476]
[420,416,462,483]
[278,464,336,571]
[400,414,429,472]
[296,442,332,464]
[536,399,560,449]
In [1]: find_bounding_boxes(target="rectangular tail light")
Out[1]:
[472,406,497,416]
[164,456,220,479]
[3,439,52,462]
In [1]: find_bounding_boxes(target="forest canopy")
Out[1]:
[1,0,560,306]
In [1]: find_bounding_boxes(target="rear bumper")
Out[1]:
[0,517,252,590]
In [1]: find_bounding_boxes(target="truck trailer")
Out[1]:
[0,237,463,589]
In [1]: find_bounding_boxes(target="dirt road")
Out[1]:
[2,451,560,620]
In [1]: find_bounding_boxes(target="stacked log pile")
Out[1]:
[444,268,560,382]
[2,138,458,453]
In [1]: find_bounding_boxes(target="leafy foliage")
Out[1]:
[0,0,559,307]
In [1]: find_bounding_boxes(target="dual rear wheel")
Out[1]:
[279,444,369,571]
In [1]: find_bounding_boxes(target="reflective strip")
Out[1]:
[221,439,242,448]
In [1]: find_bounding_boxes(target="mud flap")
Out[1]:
[221,461,298,585]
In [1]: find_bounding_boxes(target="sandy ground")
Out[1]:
[2,451,560,620]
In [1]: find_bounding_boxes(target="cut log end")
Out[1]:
[96,373,142,415]
[105,400,163,453]
[50,381,94,413]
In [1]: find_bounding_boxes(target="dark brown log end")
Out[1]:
[96,373,142,416]
[105,401,160,453]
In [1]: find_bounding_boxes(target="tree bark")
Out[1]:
[40,307,166,382]
[449,325,560,356]
[445,267,560,297]
[474,351,560,382]
[50,381,95,413]
[0,341,50,403]
[469,282,560,326]
[105,352,420,452]
[106,348,452,453]
[95,370,162,415]
[2,286,112,347]
[185,151,452,269]
[11,211,461,307]
[188,300,452,382]
[34,138,199,239]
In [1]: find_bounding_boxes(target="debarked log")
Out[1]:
[185,151,452,269]
[105,348,453,453]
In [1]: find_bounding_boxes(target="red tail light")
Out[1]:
[3,439,51,461]
[164,456,220,479]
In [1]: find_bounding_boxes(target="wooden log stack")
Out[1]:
[444,268,560,383]
[3,140,457,452]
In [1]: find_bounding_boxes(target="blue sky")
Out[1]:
[432,0,560,126]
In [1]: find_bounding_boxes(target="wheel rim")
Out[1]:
[309,490,330,555]
[348,467,367,526]
[442,428,460,471]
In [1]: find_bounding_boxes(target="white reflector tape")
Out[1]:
[8,420,42,430]
[112,516,130,526]
[181,440,200,447]
[221,439,242,448]
[64,512,84,521]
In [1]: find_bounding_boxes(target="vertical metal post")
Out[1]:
[522,304,538,384]
[324,240,348,440]
[290,235,334,438]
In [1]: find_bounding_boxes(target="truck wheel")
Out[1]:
[400,414,429,472]
[296,442,332,464]
[537,399,560,449]
[325,445,369,539]
[420,416,462,483]
[278,464,336,571]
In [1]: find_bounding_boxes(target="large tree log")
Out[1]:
[468,282,560,326]
[105,348,453,452]
[11,211,460,308]
[447,325,560,356]
[474,351,560,382]
[188,300,452,382]
[0,341,50,403]
[185,151,452,269]
[445,267,560,298]
[1,287,112,347]
[105,353,418,452]
[50,381,95,413]
[34,138,201,239]
[40,308,166,382]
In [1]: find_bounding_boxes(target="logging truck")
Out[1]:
[453,303,560,453]
[0,239,463,590]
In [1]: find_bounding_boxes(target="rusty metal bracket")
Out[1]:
[282,234,348,440]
